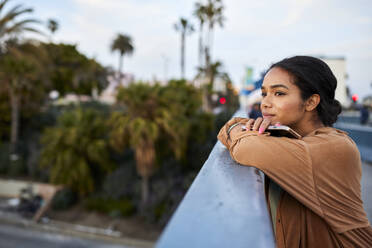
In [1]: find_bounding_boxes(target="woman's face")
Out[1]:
[260,67,307,130]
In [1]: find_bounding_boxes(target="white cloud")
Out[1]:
[355,16,372,25]
[280,0,314,27]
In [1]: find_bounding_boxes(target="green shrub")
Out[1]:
[84,197,135,217]
[40,107,114,196]
[102,161,137,200]
[51,188,77,210]
[0,143,10,174]
[8,155,25,177]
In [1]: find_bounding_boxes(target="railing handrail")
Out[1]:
[334,122,372,163]
[156,109,275,248]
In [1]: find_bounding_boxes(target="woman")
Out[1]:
[217,56,372,247]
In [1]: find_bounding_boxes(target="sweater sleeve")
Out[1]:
[217,117,251,148]
[218,123,324,218]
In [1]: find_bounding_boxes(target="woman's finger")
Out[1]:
[227,117,245,127]
[245,119,255,130]
[252,117,263,131]
[259,118,271,134]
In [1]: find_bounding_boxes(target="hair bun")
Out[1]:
[324,99,342,125]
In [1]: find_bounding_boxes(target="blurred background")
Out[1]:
[0,0,371,247]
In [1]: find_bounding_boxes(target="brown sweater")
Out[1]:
[217,117,372,247]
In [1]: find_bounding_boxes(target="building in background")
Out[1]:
[240,67,255,109]
[239,67,264,110]
[320,56,350,108]
[99,73,135,104]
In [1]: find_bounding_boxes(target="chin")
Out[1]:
[267,118,279,124]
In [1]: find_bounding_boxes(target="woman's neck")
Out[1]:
[292,113,325,137]
[296,122,325,137]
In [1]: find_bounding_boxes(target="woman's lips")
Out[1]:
[262,114,275,118]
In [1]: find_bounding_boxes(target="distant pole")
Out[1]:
[162,54,169,83]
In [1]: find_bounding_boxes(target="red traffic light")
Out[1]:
[219,97,226,105]
[352,94,358,102]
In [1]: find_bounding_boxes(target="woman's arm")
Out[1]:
[217,119,324,217]
[217,117,249,148]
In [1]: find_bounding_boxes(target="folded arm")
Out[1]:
[217,119,323,217]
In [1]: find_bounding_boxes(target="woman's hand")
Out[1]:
[224,117,280,136]
[245,117,280,135]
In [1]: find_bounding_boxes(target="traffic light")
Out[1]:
[219,97,226,105]
[352,94,358,103]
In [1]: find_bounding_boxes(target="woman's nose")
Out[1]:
[261,97,272,109]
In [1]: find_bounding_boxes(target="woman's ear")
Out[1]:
[305,94,320,111]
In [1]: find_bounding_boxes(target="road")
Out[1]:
[361,162,372,222]
[0,223,134,248]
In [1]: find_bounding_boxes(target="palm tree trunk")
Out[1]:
[202,86,211,112]
[204,47,211,83]
[135,141,155,209]
[207,25,213,64]
[181,32,185,79]
[141,175,149,205]
[118,53,123,83]
[198,24,204,67]
[9,86,20,154]
[209,28,214,61]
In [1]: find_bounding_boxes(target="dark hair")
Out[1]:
[269,56,342,126]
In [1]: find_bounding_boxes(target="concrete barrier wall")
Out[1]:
[156,111,372,248]
[0,179,34,198]
[156,110,275,248]
[334,122,372,163]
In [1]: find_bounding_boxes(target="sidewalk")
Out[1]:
[0,210,154,248]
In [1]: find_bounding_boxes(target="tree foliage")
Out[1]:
[108,80,207,205]
[47,18,58,35]
[193,2,206,67]
[0,0,40,40]
[0,39,50,152]
[43,43,109,96]
[109,83,160,205]
[40,107,113,196]
[110,33,134,78]
[192,0,224,67]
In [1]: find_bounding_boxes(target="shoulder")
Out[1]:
[304,127,361,170]
[304,127,358,152]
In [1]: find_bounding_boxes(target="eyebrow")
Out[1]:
[261,84,289,90]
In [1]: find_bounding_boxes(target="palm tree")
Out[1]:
[174,18,194,79]
[204,0,224,65]
[109,81,198,206]
[40,108,113,196]
[109,83,160,206]
[193,2,206,67]
[110,33,134,82]
[197,60,224,86]
[196,60,226,112]
[0,0,40,41]
[47,18,58,41]
[0,0,41,155]
[0,40,50,154]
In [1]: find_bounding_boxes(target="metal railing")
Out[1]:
[334,122,372,163]
[156,111,372,248]
[156,109,275,248]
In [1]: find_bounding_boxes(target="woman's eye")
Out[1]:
[261,92,267,97]
[274,92,285,96]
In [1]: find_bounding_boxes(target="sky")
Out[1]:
[25,0,372,99]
